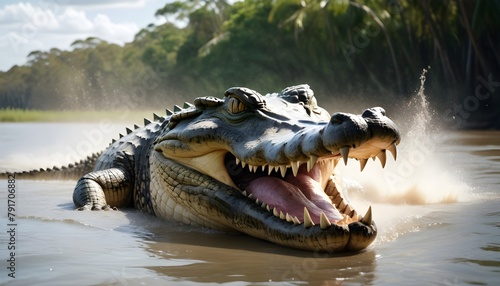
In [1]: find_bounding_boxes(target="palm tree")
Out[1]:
[269,0,402,91]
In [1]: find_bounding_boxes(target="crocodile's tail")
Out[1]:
[0,152,101,181]
[1,110,170,181]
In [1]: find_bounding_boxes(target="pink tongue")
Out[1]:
[246,174,344,224]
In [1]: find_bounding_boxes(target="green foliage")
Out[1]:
[0,0,498,127]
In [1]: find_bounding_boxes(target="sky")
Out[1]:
[0,0,171,71]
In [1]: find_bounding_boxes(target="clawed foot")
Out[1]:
[77,205,118,211]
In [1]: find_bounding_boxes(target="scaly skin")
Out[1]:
[20,84,401,252]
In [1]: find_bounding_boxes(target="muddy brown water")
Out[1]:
[0,122,499,285]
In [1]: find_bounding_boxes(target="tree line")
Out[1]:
[0,0,498,127]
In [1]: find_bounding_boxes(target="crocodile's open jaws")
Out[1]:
[147,85,400,251]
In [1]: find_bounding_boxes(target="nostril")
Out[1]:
[362,110,374,118]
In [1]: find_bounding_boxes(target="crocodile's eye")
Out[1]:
[227,96,247,114]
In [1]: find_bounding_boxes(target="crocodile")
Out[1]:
[7,84,400,252]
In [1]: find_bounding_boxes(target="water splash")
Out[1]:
[332,69,474,244]
[337,69,468,206]
[406,68,432,134]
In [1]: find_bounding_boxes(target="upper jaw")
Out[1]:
[156,106,400,217]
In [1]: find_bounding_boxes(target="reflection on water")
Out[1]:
[0,118,499,285]
[146,229,378,284]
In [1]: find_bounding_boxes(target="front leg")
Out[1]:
[73,168,133,210]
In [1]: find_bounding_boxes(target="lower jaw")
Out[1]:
[154,152,375,251]
[236,210,376,252]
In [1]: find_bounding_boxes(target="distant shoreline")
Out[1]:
[0,108,161,123]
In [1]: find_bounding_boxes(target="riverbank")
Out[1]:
[0,108,161,123]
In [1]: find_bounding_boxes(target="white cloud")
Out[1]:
[92,14,138,40]
[55,7,94,32]
[0,2,138,41]
[63,0,146,8]
[0,2,140,70]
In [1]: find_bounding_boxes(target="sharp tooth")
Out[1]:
[286,213,293,223]
[261,202,267,208]
[274,165,280,173]
[339,146,350,165]
[320,212,332,230]
[307,155,318,172]
[268,165,274,176]
[360,158,368,172]
[261,165,267,172]
[266,205,271,212]
[360,206,373,226]
[241,161,246,168]
[303,207,315,229]
[248,193,254,199]
[293,216,301,225]
[279,211,285,220]
[280,165,287,177]
[255,198,260,205]
[350,210,358,219]
[242,191,248,196]
[235,157,240,165]
[273,207,279,217]
[291,161,300,177]
[387,143,397,160]
[377,150,387,168]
